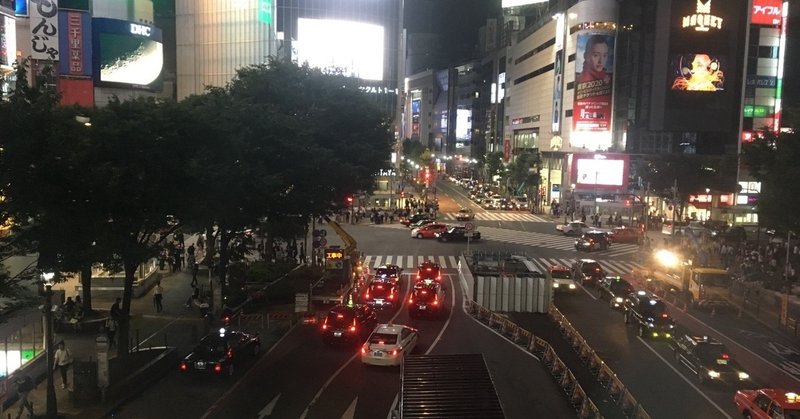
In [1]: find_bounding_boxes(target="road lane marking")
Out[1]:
[257,393,281,418]
[340,397,357,419]
[200,322,299,419]
[299,274,412,419]
[636,336,733,419]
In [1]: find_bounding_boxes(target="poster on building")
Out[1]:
[411,98,420,137]
[572,32,615,133]
[503,136,511,162]
[30,0,60,61]
[58,10,91,76]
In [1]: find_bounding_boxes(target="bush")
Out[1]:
[246,260,298,283]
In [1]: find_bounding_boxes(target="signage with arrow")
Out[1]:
[257,393,281,418]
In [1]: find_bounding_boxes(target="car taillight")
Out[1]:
[388,293,395,300]
[433,298,439,306]
[350,326,357,333]
[361,346,367,354]
[437,275,441,281]
[661,313,668,318]
[214,364,222,373]
[408,297,414,304]
[227,350,233,358]
[180,362,188,371]
[392,350,398,356]
[322,324,328,330]
[420,290,427,295]
[365,293,370,299]
[416,275,420,280]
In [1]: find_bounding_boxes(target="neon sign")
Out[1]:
[681,0,723,32]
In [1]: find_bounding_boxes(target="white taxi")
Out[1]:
[360,324,419,367]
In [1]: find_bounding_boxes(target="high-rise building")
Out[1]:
[175,0,277,99]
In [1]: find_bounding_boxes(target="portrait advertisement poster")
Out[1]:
[29,0,59,61]
[572,32,615,133]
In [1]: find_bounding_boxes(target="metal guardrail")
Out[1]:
[465,300,603,419]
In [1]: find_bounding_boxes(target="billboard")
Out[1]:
[571,153,630,191]
[296,18,384,81]
[30,0,59,60]
[455,109,472,141]
[58,10,91,77]
[92,18,163,90]
[752,0,782,26]
[411,98,420,137]
[14,0,27,16]
[1,14,15,69]
[572,32,615,134]
[669,53,725,91]
[502,0,548,7]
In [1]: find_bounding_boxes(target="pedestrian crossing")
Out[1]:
[478,226,640,258]
[441,212,552,223]
[362,254,643,277]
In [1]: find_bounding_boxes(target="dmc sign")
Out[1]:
[752,0,782,26]
[681,0,723,32]
[130,23,151,36]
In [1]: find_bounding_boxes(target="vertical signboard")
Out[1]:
[551,13,565,134]
[258,0,272,24]
[30,0,59,60]
[772,1,788,132]
[411,98,421,137]
[751,0,782,26]
[15,0,27,16]
[58,10,90,76]
[503,136,511,162]
[1,14,16,68]
[485,18,497,51]
[572,32,615,134]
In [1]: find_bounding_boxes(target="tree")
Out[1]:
[742,130,800,231]
[484,152,504,182]
[89,97,199,355]
[636,154,736,220]
[507,151,541,197]
[402,138,425,162]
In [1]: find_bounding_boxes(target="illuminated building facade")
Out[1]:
[175,0,277,99]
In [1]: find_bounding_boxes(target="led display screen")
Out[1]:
[456,109,472,141]
[296,18,384,81]
[573,32,615,134]
[92,18,163,90]
[0,14,15,68]
[571,153,630,191]
[669,53,725,91]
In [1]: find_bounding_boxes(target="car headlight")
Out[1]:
[553,283,560,288]
[646,322,654,328]
[707,370,721,378]
[738,372,750,380]
[568,284,576,289]
[615,297,623,303]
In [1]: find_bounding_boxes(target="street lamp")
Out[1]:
[42,271,58,418]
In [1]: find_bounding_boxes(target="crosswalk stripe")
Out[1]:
[477,226,641,257]
[442,212,552,223]
[361,255,644,272]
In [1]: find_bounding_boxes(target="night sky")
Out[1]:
[404,0,502,65]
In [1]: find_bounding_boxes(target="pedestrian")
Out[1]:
[53,340,73,389]
[105,316,118,349]
[153,281,164,313]
[12,374,35,419]
[185,284,200,308]
[197,234,205,250]
[110,297,123,322]
[191,262,199,287]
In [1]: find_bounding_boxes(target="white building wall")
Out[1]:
[176,0,276,99]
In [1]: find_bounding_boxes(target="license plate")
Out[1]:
[374,351,383,357]
[419,305,427,310]
[334,332,342,337]
[376,299,384,305]
[195,361,206,369]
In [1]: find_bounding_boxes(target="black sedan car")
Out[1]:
[436,226,481,242]
[401,213,434,227]
[179,328,261,377]
[575,231,611,251]
[321,304,377,345]
[671,334,750,384]
[597,276,634,310]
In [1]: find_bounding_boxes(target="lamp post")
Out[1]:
[42,271,58,418]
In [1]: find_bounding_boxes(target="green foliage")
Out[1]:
[485,152,504,180]
[402,138,425,161]
[742,131,800,231]
[507,151,541,194]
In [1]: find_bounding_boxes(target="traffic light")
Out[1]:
[346,196,354,205]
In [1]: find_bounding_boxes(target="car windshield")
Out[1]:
[610,280,633,294]
[516,197,528,202]
[582,263,602,274]
[551,270,571,279]
[368,333,398,345]
[326,311,354,326]
[195,338,226,354]
[695,343,729,364]
[376,267,398,276]
[642,300,668,317]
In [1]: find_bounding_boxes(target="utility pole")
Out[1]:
[671,179,678,242]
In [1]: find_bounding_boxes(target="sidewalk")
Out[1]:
[2,240,291,419]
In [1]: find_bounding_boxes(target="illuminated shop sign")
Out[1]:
[743,105,774,118]
[130,23,151,37]
[681,0,723,32]
[752,0,782,26]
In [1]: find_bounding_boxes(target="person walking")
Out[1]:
[153,281,164,313]
[105,316,118,350]
[53,341,73,389]
[110,297,123,322]
[12,374,35,419]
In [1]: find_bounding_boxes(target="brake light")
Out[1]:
[392,349,398,356]
[421,290,427,295]
[227,350,233,358]
[365,293,370,299]
[214,364,222,373]
[426,268,432,271]
[437,275,441,280]
[378,340,385,345]
[322,324,328,330]
[350,326,357,333]
[388,293,395,300]
[408,296,414,304]
[336,314,344,319]
[433,298,439,306]
[661,313,668,318]
[416,275,420,280]
[722,353,730,359]
[376,285,383,289]
[595,268,600,272]
[180,362,188,371]
[361,346,367,354]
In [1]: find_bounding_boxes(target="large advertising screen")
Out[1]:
[669,53,725,91]
[455,109,472,141]
[1,14,15,69]
[571,153,630,191]
[572,32,615,134]
[92,18,163,90]
[296,18,384,81]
